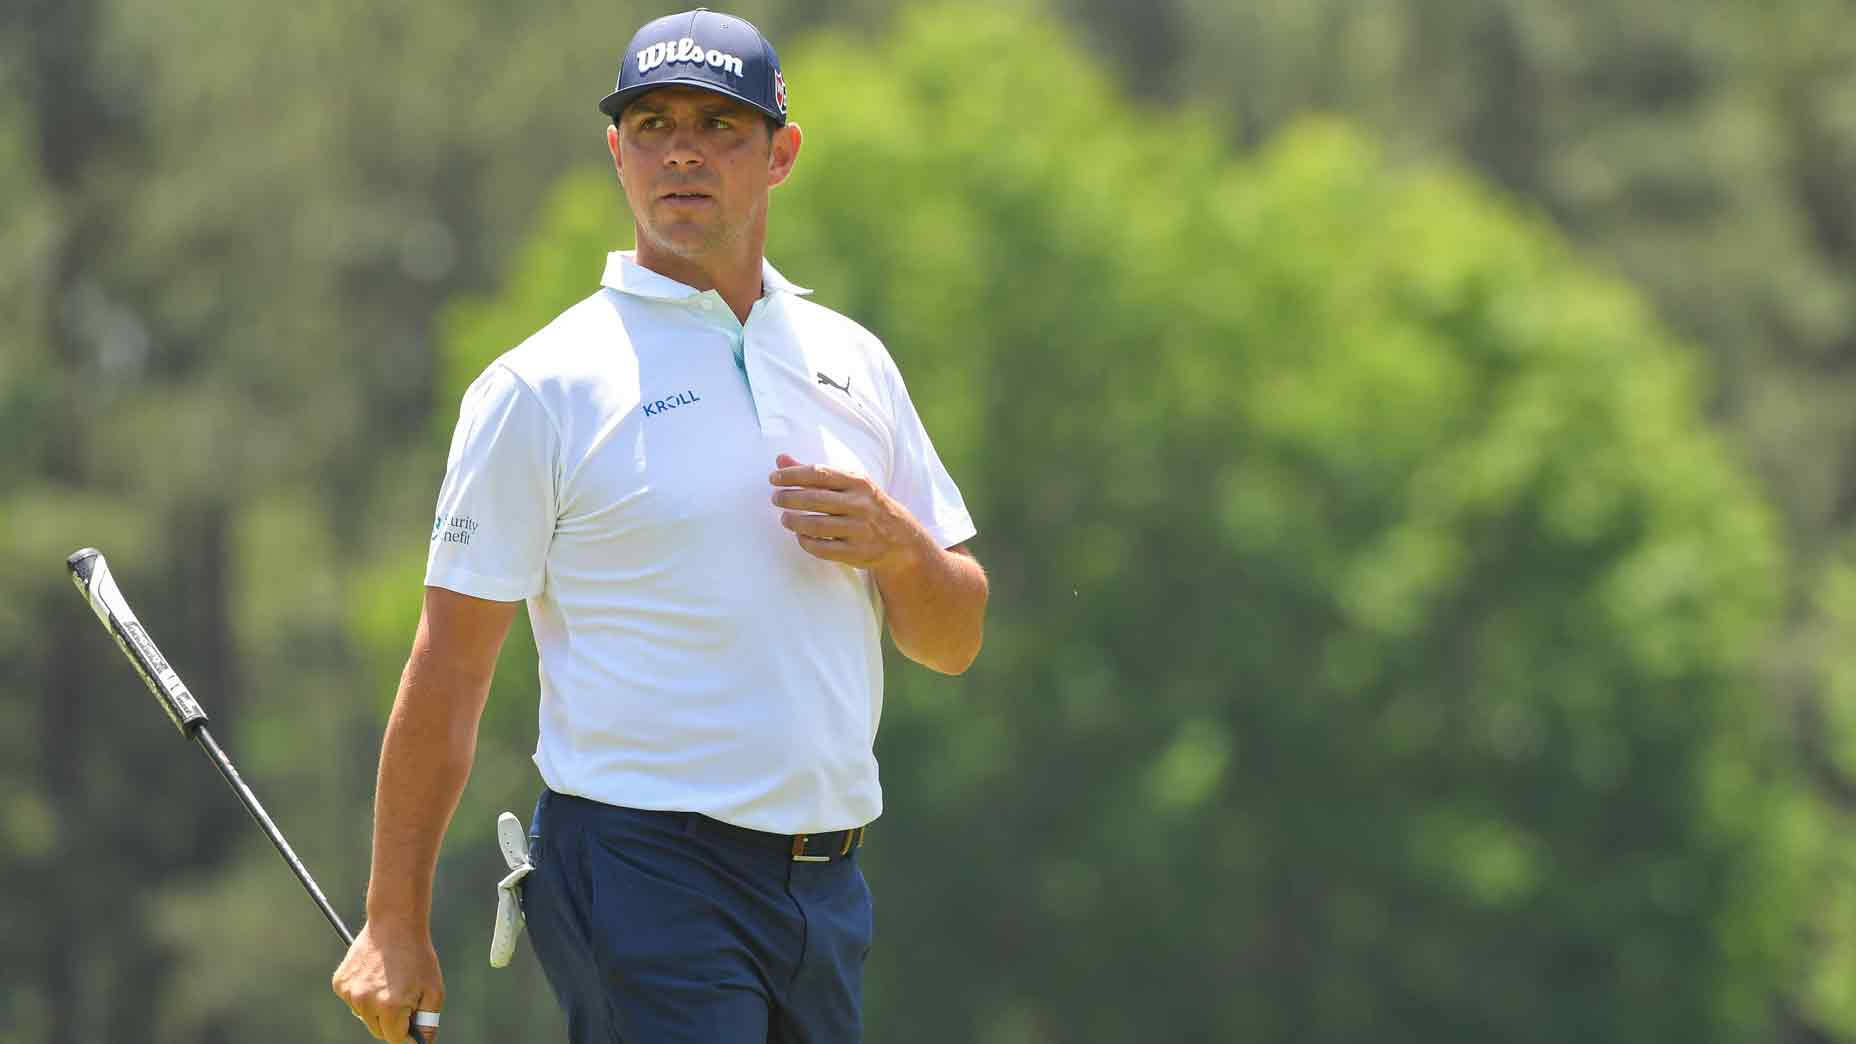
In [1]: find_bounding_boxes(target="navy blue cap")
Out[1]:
[599,9,789,126]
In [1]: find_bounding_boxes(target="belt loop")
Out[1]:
[839,830,854,857]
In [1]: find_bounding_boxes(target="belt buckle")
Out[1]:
[791,834,831,863]
[791,827,865,862]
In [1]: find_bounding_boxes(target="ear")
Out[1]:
[607,123,623,182]
[767,122,802,188]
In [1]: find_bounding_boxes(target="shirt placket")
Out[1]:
[686,290,764,425]
[740,298,789,438]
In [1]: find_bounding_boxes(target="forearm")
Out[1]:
[874,542,988,674]
[363,644,493,928]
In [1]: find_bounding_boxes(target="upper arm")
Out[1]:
[425,364,559,602]
[406,586,521,698]
[878,352,977,550]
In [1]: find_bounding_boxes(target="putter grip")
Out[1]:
[67,548,210,737]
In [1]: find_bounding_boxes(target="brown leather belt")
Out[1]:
[689,814,868,863]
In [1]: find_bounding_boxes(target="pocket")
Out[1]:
[527,791,549,859]
[857,865,876,962]
[518,792,550,913]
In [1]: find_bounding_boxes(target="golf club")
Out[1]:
[66,547,426,1044]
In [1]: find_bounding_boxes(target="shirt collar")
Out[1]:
[600,250,813,301]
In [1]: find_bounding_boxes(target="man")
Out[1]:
[332,8,987,1043]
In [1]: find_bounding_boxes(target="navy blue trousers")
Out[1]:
[521,791,874,1043]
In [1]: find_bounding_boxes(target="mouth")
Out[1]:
[659,190,713,205]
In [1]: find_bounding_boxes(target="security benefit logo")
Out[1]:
[433,514,479,545]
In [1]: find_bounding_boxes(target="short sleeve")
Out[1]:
[881,356,977,550]
[425,364,557,601]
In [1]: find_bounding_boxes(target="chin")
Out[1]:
[649,226,731,257]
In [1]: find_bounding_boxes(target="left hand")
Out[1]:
[769,453,933,572]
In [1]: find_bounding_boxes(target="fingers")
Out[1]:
[770,454,901,567]
[771,486,858,514]
[780,507,878,564]
[404,989,443,1043]
[770,458,867,492]
[795,533,867,563]
[782,510,860,542]
[374,996,442,1042]
[338,983,413,1040]
[383,1005,410,1042]
[353,994,410,1041]
[331,927,443,1043]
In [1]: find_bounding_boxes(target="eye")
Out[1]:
[637,115,667,131]
[706,116,732,129]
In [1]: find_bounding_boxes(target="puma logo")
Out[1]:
[816,371,852,395]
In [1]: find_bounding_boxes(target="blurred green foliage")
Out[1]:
[344,6,1797,1040]
[4,0,1852,1041]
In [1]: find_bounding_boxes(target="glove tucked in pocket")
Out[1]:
[489,810,533,968]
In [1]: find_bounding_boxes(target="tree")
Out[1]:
[373,6,1796,1040]
[9,1,1835,1039]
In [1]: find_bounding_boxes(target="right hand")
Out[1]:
[332,920,445,1042]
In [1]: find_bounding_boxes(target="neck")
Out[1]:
[633,230,767,324]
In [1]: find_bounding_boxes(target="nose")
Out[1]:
[662,122,703,168]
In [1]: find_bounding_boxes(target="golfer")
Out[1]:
[332,8,986,1042]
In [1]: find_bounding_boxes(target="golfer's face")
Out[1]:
[615,86,776,257]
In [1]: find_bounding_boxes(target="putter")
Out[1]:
[67,547,428,1044]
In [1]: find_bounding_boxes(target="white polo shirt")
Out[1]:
[424,251,975,833]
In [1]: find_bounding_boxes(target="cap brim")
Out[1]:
[597,77,785,125]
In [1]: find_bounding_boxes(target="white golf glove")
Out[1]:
[488,811,533,968]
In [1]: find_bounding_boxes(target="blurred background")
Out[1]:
[5,0,1856,1040]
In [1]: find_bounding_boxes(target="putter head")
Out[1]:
[497,811,528,870]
